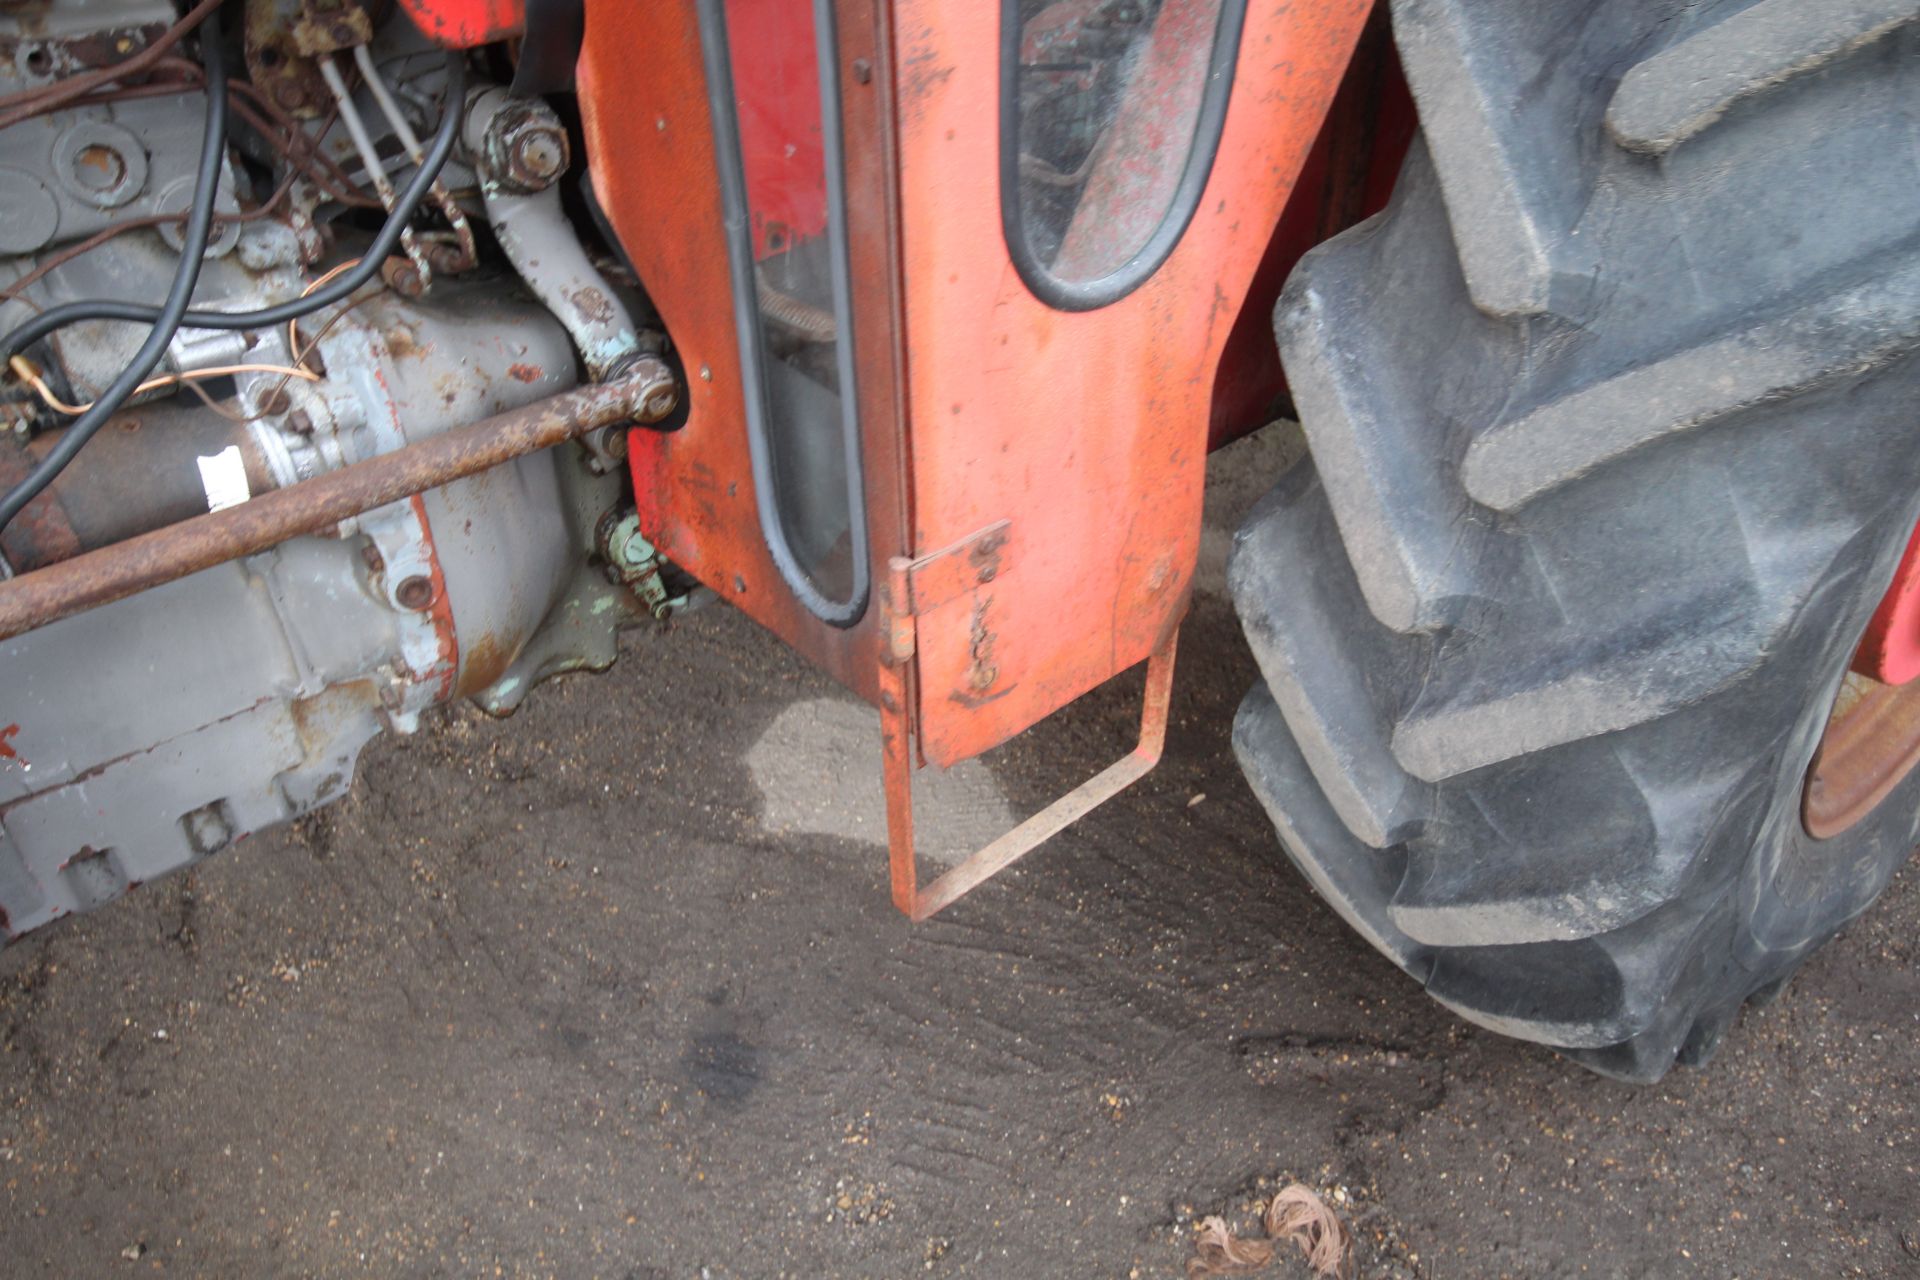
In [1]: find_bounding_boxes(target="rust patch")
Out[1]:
[457,632,517,697]
[507,362,543,383]
[568,287,617,325]
[0,723,21,768]
[408,495,461,700]
[0,435,82,571]
[288,680,379,756]
[965,596,999,691]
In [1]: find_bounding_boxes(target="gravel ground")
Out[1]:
[2,433,1916,1279]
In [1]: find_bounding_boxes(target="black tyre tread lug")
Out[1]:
[1240,646,1738,1055]
[1421,897,1712,1053]
[1605,0,1920,157]
[1228,467,1433,848]
[1275,145,1488,634]
[1463,253,1920,512]
[1394,434,1888,785]
[1389,588,1779,784]
[1388,739,1666,946]
[1389,0,1557,316]
[1234,0,1920,1081]
[1231,687,1432,979]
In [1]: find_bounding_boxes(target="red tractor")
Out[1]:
[0,0,1914,1082]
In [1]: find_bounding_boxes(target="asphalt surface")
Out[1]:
[2,432,1917,1279]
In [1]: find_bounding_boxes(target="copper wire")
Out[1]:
[8,354,318,416]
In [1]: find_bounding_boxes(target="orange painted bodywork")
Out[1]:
[397,0,526,47]
[579,0,902,701]
[895,0,1372,765]
[579,1,1370,765]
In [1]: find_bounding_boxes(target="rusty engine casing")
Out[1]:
[0,4,663,937]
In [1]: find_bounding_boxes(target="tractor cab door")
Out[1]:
[577,0,1370,914]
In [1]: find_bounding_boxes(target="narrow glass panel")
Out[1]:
[701,0,868,623]
[1003,0,1247,310]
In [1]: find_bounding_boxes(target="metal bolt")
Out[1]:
[490,105,571,193]
[394,574,435,611]
[285,408,315,435]
[508,128,568,188]
[641,386,677,421]
[619,527,650,566]
[71,143,126,194]
[381,256,426,298]
[851,58,873,84]
[425,241,467,274]
[253,385,292,417]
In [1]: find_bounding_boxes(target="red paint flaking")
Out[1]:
[408,495,462,700]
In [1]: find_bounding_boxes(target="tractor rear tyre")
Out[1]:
[1229,0,1920,1080]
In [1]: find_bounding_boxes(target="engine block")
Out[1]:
[0,1,662,937]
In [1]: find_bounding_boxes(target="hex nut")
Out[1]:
[487,103,571,193]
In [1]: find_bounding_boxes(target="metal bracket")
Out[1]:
[878,520,1179,921]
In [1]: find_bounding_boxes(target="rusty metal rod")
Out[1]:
[0,358,675,642]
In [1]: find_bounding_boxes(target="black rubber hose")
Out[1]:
[0,51,467,356]
[0,12,229,537]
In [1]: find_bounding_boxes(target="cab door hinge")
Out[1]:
[876,517,1179,922]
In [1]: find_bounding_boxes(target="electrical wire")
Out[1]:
[7,354,318,416]
[0,50,467,359]
[287,257,363,374]
[143,58,384,209]
[0,56,379,214]
[0,0,223,119]
[0,11,228,535]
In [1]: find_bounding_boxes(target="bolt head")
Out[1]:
[380,257,427,297]
[511,131,567,181]
[394,574,436,611]
[641,387,677,420]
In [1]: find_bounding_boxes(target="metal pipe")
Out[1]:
[319,54,435,287]
[352,44,477,271]
[466,89,642,380]
[0,358,676,641]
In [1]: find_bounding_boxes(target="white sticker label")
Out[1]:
[196,444,251,513]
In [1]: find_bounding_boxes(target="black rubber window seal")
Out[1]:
[696,0,871,628]
[999,0,1249,313]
